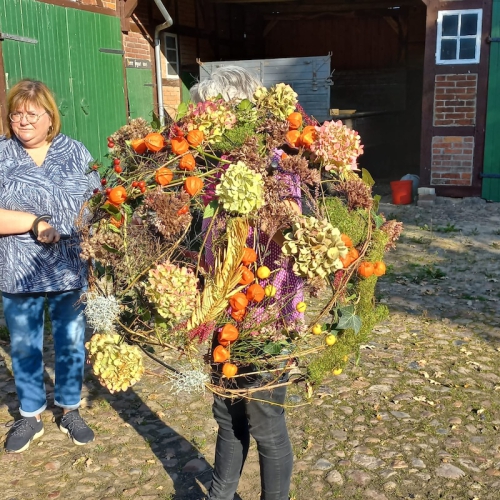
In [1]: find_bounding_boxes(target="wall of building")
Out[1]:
[419,0,492,197]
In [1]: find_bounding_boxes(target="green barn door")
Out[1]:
[482,1,500,201]
[0,0,126,161]
[126,65,154,121]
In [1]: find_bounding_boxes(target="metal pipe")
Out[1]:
[153,0,173,126]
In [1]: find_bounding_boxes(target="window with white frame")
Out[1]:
[436,9,482,65]
[162,33,179,78]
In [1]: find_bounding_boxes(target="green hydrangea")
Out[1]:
[282,216,348,278]
[144,262,199,321]
[254,83,298,120]
[215,161,265,215]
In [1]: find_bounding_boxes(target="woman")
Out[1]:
[0,79,100,453]
[191,67,299,500]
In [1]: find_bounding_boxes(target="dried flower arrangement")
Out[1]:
[79,83,402,398]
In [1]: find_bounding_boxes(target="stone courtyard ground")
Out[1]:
[1,193,500,500]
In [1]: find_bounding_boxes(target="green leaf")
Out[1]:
[102,243,120,253]
[372,194,381,213]
[176,102,188,120]
[262,342,283,355]
[237,99,252,111]
[154,314,168,329]
[362,168,375,187]
[337,305,362,334]
[373,213,385,229]
[122,204,133,217]
[102,202,120,215]
[107,224,121,234]
[151,112,161,131]
[203,200,219,219]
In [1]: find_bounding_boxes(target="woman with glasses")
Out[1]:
[0,79,100,453]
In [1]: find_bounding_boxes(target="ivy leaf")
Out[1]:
[337,305,362,334]
[237,99,252,111]
[263,342,283,355]
[151,112,161,131]
[203,200,219,219]
[373,212,385,229]
[362,168,375,187]
[176,102,188,120]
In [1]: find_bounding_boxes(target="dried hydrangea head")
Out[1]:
[254,83,298,120]
[282,216,349,278]
[310,120,364,173]
[85,333,144,393]
[84,293,121,333]
[144,261,199,322]
[215,160,265,215]
[184,99,237,143]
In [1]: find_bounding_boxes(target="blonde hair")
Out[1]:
[7,79,61,142]
[190,66,261,103]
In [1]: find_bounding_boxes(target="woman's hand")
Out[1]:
[36,221,60,244]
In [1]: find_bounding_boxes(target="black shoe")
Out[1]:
[5,416,44,453]
[59,410,94,445]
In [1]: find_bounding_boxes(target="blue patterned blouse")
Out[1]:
[0,134,100,294]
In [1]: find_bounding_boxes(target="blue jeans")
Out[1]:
[208,378,293,500]
[2,289,86,417]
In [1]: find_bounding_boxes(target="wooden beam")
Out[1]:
[254,0,418,13]
[123,0,138,19]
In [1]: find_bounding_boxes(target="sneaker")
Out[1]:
[59,410,94,445]
[5,416,44,453]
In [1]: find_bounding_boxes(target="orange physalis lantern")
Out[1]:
[131,138,147,155]
[239,266,255,285]
[213,345,230,363]
[287,112,302,130]
[171,136,189,155]
[107,186,127,205]
[246,283,265,303]
[155,167,173,186]
[241,247,257,266]
[186,129,204,147]
[144,133,165,152]
[184,176,204,196]
[229,293,248,311]
[179,154,196,171]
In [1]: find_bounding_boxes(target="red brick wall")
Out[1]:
[431,136,474,186]
[123,28,152,61]
[433,74,477,127]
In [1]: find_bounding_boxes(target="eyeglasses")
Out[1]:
[9,111,47,124]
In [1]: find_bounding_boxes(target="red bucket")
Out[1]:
[390,180,413,205]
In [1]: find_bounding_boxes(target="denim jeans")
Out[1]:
[2,289,86,417]
[207,376,293,500]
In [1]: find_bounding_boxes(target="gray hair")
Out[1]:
[190,65,262,103]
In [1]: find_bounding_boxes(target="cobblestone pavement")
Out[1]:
[1,195,500,500]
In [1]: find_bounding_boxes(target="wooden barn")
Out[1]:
[1,0,499,200]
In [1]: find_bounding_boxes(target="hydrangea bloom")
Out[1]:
[144,262,199,321]
[185,99,237,143]
[310,120,364,173]
[215,161,265,214]
[254,83,298,120]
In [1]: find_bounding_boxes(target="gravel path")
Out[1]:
[1,195,500,500]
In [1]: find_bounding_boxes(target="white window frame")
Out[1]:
[161,32,180,79]
[436,9,483,65]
